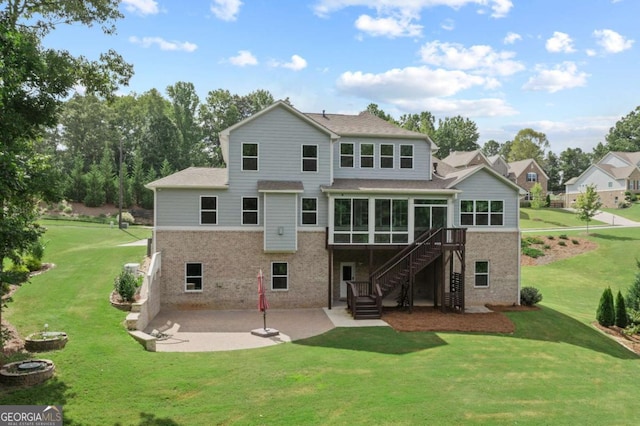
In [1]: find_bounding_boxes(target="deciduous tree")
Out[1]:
[508,128,549,163]
[574,184,602,235]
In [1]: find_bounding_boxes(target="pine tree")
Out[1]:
[615,290,628,328]
[625,260,640,311]
[83,164,106,207]
[596,287,615,327]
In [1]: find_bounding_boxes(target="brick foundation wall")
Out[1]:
[464,231,520,306]
[156,230,328,309]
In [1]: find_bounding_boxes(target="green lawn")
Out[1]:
[603,202,640,222]
[2,221,640,424]
[520,207,605,229]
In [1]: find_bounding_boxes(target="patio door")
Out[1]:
[340,262,355,299]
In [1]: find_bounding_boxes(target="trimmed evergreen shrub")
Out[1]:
[114,271,138,302]
[615,290,628,328]
[558,241,566,247]
[596,287,615,327]
[559,234,568,240]
[523,247,544,258]
[625,263,640,312]
[520,286,543,306]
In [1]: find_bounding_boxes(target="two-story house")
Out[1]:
[507,159,549,200]
[146,101,522,319]
[565,151,640,208]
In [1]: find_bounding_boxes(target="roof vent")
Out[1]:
[322,110,326,118]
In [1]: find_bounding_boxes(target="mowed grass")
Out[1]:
[1,221,640,424]
[520,207,605,229]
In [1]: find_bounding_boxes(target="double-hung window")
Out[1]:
[360,143,374,168]
[340,143,354,168]
[302,145,318,172]
[400,145,413,169]
[474,261,489,287]
[301,198,317,225]
[200,196,217,224]
[380,144,394,169]
[242,143,258,171]
[460,200,504,226]
[272,262,288,290]
[242,197,258,225]
[185,262,203,292]
[526,172,537,182]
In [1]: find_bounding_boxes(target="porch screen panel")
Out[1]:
[392,199,408,243]
[333,198,368,243]
[374,199,391,243]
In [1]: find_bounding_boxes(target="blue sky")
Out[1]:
[43,0,639,154]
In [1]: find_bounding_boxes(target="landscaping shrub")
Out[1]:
[615,291,628,328]
[558,241,566,247]
[559,234,568,240]
[117,212,135,224]
[547,235,555,240]
[520,286,543,306]
[523,247,544,258]
[23,255,42,272]
[571,239,579,245]
[114,270,138,302]
[524,236,544,245]
[543,244,551,250]
[625,263,640,311]
[596,287,615,327]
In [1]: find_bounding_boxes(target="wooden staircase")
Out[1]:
[346,228,466,319]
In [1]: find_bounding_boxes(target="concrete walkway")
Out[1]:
[143,305,388,352]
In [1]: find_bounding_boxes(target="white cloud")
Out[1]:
[270,55,308,71]
[593,29,634,53]
[129,36,197,52]
[396,97,517,117]
[228,50,258,66]
[441,18,455,31]
[313,0,513,18]
[522,62,588,93]
[122,0,159,15]
[337,66,486,100]
[419,41,525,76]
[503,32,521,44]
[211,0,243,21]
[546,31,575,53]
[355,14,422,38]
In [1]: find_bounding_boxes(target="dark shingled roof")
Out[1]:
[305,112,432,139]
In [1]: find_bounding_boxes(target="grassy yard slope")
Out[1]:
[602,202,640,222]
[520,207,605,229]
[1,222,640,425]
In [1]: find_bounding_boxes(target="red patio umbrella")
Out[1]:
[257,269,269,330]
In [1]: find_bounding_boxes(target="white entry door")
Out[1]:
[340,262,356,299]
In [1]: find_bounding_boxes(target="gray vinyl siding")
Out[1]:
[227,106,332,227]
[334,136,431,180]
[452,170,519,228]
[264,193,297,252]
[155,188,230,226]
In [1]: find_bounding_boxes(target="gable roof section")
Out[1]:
[442,150,488,168]
[606,151,640,167]
[146,167,228,189]
[507,158,549,179]
[445,164,525,194]
[305,111,437,147]
[218,100,340,164]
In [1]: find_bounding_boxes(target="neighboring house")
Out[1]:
[565,151,640,208]
[507,159,549,200]
[442,150,492,170]
[487,155,510,178]
[146,101,522,319]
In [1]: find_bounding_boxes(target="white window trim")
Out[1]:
[301,197,318,226]
[400,144,414,170]
[359,143,375,169]
[241,142,259,171]
[271,262,289,291]
[474,260,489,288]
[380,144,394,169]
[301,144,319,173]
[200,195,217,225]
[241,196,259,225]
[340,142,354,168]
[185,262,203,292]
[459,199,505,227]
[526,172,538,182]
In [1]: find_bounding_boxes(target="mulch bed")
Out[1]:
[382,305,538,334]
